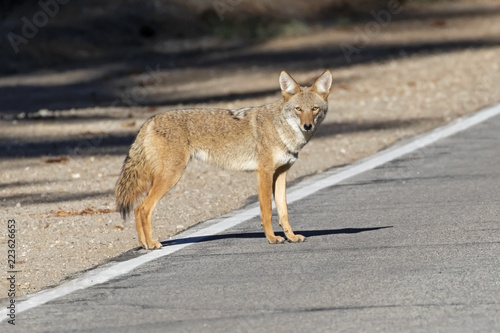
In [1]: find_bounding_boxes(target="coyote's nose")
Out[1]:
[303,123,313,131]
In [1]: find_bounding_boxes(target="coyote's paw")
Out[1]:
[287,234,306,243]
[142,239,163,250]
[267,235,286,244]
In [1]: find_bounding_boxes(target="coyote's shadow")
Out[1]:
[161,226,392,246]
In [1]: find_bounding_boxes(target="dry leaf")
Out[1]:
[431,19,446,27]
[54,210,70,217]
[121,120,136,127]
[51,208,117,217]
[45,156,69,164]
[333,84,350,91]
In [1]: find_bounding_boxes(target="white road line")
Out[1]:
[2,102,500,321]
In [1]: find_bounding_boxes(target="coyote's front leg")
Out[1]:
[257,169,285,244]
[273,165,306,243]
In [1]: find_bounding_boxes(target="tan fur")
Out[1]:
[115,70,333,249]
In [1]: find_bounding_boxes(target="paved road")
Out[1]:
[11,114,500,332]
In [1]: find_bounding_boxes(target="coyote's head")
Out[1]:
[279,70,333,132]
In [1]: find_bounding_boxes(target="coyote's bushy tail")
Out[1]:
[115,140,151,219]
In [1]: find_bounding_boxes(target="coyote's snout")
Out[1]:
[298,108,315,132]
[115,70,333,249]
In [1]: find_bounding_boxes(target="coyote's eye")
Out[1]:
[312,106,319,112]
[295,106,302,112]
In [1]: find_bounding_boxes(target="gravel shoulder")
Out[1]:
[1,1,500,299]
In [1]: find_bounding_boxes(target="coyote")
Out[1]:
[115,70,333,249]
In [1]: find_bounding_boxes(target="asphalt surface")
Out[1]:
[10,114,500,332]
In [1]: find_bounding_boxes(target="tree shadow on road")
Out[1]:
[0,189,114,207]
[0,117,436,158]
[2,1,500,159]
[1,2,500,115]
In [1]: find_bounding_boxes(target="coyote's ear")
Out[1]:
[279,71,301,100]
[311,70,333,99]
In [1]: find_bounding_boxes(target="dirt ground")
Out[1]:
[1,0,500,299]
